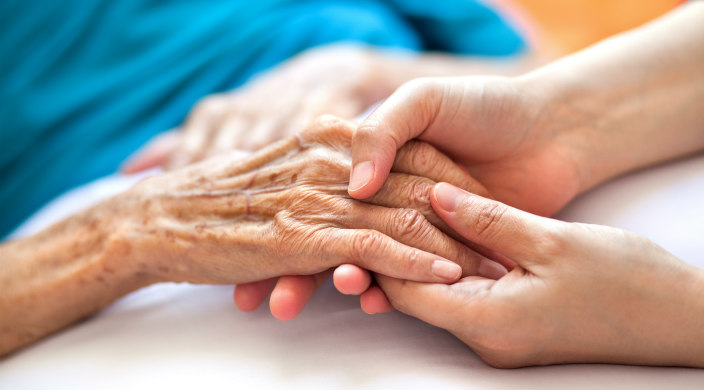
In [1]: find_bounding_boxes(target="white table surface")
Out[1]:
[1,154,704,389]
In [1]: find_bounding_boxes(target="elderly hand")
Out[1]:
[126,116,496,285]
[317,75,582,313]
[374,183,704,368]
[122,45,392,173]
[234,137,506,319]
[2,116,511,355]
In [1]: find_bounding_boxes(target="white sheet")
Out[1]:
[2,154,704,389]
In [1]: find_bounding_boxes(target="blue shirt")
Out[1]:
[0,0,524,237]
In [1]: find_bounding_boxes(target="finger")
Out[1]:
[360,284,393,314]
[320,227,462,284]
[431,182,560,266]
[349,202,506,279]
[234,278,277,312]
[393,141,491,198]
[333,264,372,295]
[375,274,494,331]
[349,79,444,199]
[269,270,332,321]
[363,166,505,269]
[359,175,507,279]
[121,130,180,174]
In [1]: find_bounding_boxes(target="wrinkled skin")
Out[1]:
[125,116,497,286]
[1,115,508,355]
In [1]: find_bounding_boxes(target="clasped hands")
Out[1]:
[124,74,703,369]
[230,76,704,368]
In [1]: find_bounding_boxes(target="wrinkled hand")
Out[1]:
[124,116,500,289]
[234,137,507,319]
[375,183,704,368]
[122,45,391,173]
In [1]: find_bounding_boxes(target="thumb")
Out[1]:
[431,182,560,266]
[375,274,494,332]
[349,79,444,199]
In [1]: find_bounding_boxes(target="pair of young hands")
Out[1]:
[126,75,703,367]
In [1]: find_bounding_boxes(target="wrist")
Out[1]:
[109,189,171,285]
[516,68,637,193]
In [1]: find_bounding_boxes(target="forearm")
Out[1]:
[522,3,704,191]
[371,49,545,94]
[0,197,155,356]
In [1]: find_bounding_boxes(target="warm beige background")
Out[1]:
[498,0,680,54]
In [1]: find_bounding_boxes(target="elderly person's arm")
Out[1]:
[0,116,500,356]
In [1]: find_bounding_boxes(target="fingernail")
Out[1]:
[478,259,508,280]
[432,260,462,282]
[349,161,374,192]
[433,182,466,212]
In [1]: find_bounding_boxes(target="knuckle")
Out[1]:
[299,115,354,144]
[409,178,432,205]
[393,208,429,242]
[350,230,385,263]
[407,142,435,170]
[471,202,507,240]
[355,120,381,141]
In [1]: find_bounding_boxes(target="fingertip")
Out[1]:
[234,285,260,312]
[431,182,469,213]
[269,289,303,321]
[269,276,315,321]
[333,264,372,295]
[348,160,392,200]
[360,286,394,314]
[234,279,276,312]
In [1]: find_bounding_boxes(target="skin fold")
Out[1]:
[0,116,506,357]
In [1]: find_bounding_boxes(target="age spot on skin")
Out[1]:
[291,173,298,184]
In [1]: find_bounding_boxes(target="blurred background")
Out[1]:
[0,0,681,238]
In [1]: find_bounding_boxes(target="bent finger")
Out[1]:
[349,79,445,199]
[234,278,277,312]
[333,264,372,295]
[349,203,506,279]
[360,284,394,314]
[321,227,462,284]
[375,274,494,332]
[393,141,491,198]
[269,270,332,321]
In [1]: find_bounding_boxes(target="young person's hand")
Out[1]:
[375,183,704,368]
